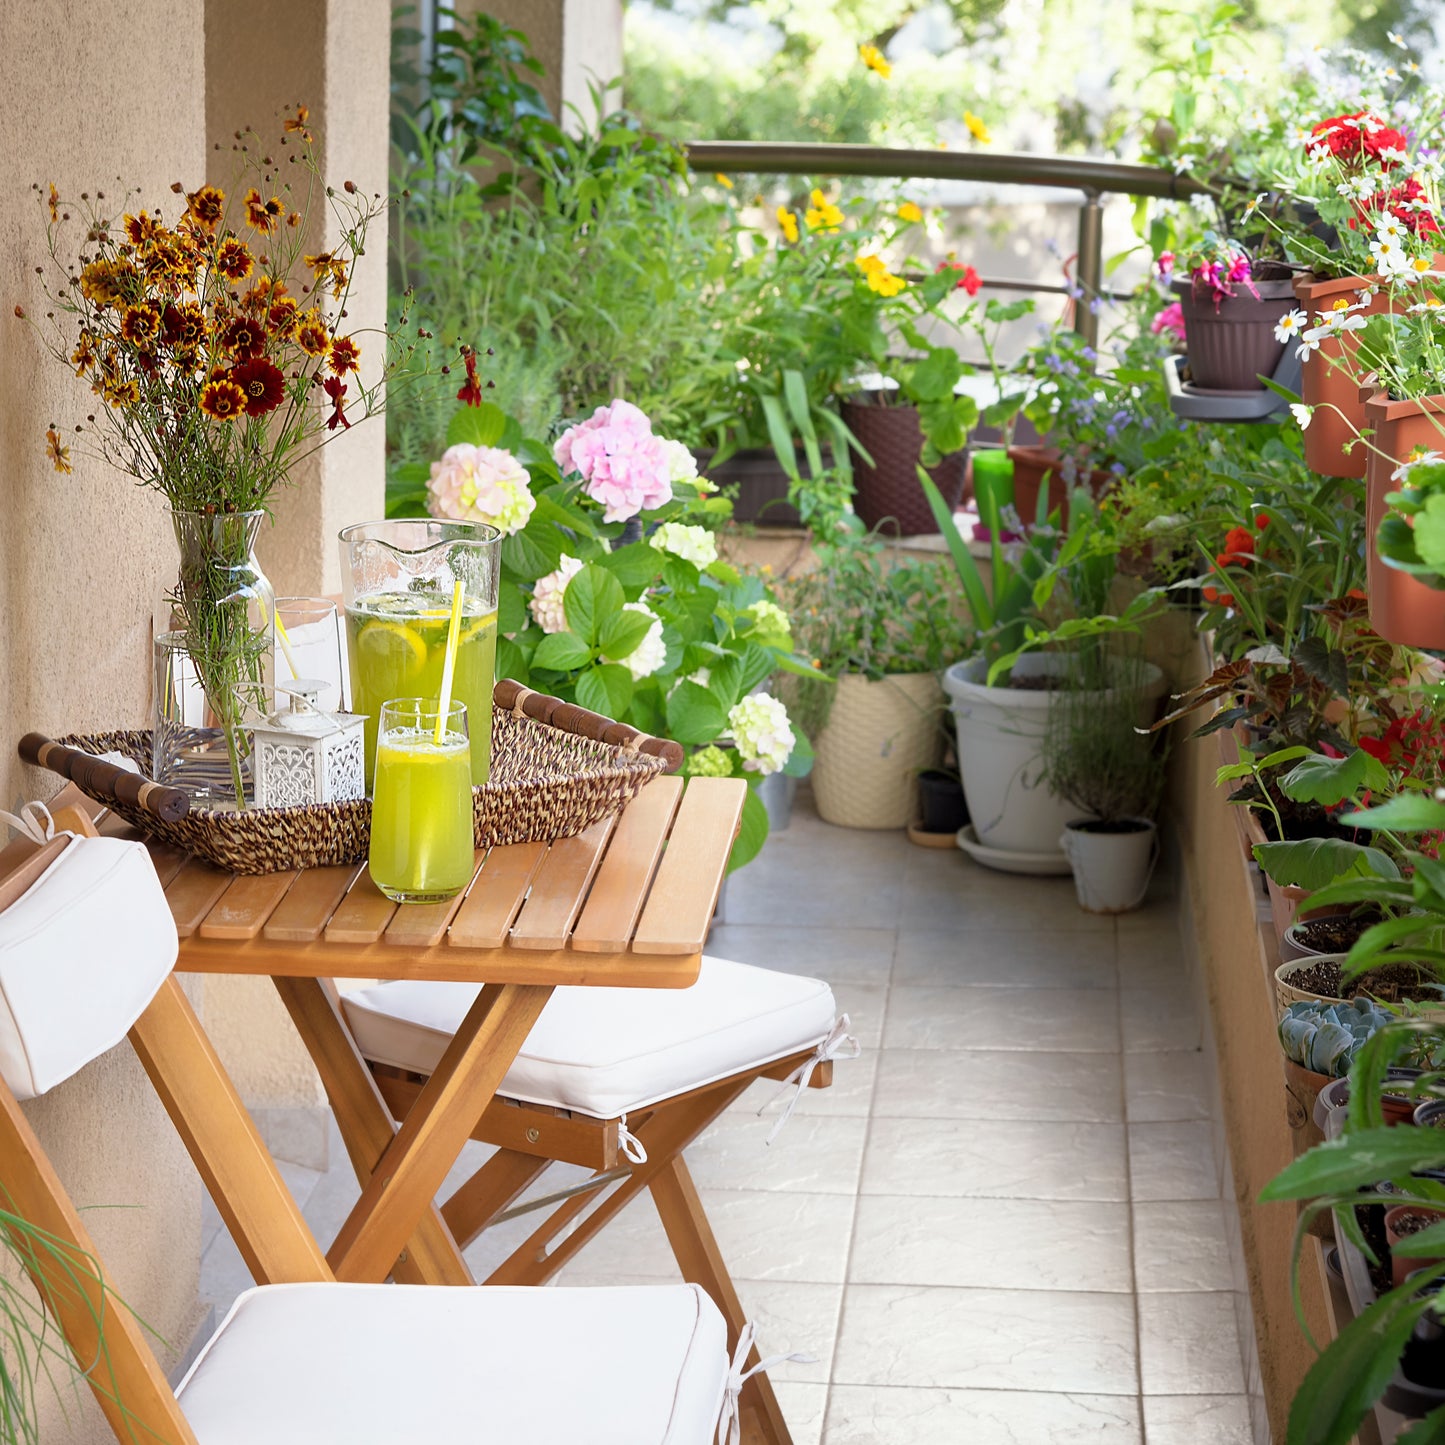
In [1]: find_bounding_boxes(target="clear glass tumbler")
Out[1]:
[368,699,475,904]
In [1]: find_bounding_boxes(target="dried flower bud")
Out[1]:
[344,180,356,194]
[13,305,25,319]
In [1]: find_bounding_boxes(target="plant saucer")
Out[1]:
[955,823,1073,876]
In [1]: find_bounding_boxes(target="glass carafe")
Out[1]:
[339,520,501,790]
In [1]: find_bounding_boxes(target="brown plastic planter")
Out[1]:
[1294,272,1392,479]
[1175,274,1297,391]
[1006,444,1112,526]
[1363,392,1445,647]
[840,395,966,537]
[1387,1205,1445,1289]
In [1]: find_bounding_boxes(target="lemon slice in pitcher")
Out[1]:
[359,619,428,669]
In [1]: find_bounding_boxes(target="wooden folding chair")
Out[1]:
[0,803,739,1444]
[338,956,858,1445]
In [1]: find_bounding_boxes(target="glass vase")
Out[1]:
[154,510,275,807]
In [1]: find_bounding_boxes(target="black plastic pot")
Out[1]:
[692,448,814,528]
[917,769,969,834]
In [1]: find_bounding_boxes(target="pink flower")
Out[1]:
[427,443,535,535]
[1156,251,1175,276]
[1150,301,1186,341]
[552,399,674,523]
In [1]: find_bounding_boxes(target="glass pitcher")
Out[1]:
[339,520,501,790]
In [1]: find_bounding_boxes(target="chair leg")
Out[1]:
[651,1155,795,1445]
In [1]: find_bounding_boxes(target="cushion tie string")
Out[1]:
[758,1015,860,1146]
[617,1115,648,1165]
[0,802,57,844]
[716,1321,817,1445]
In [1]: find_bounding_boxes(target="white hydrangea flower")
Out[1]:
[649,521,718,568]
[728,694,795,776]
[604,602,666,680]
[528,554,585,635]
[661,439,699,484]
[748,598,792,640]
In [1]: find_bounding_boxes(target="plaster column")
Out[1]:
[201,0,392,1157]
[0,3,209,1435]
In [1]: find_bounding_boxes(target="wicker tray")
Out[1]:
[26,683,682,875]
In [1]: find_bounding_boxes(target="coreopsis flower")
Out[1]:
[296,310,329,356]
[604,602,666,680]
[199,377,247,422]
[688,745,734,779]
[45,427,71,474]
[327,335,360,376]
[323,375,350,431]
[220,314,266,360]
[124,212,159,247]
[456,346,484,407]
[964,111,992,144]
[79,258,128,306]
[427,443,536,535]
[186,185,224,231]
[776,206,799,244]
[728,694,795,776]
[243,188,283,232]
[747,599,792,642]
[856,252,906,297]
[215,237,253,281]
[47,183,58,223]
[804,189,843,232]
[649,521,718,568]
[937,260,982,295]
[553,399,673,523]
[529,555,585,634]
[859,43,891,78]
[897,201,923,223]
[120,302,162,347]
[230,357,286,416]
[1274,309,1308,343]
[284,104,313,142]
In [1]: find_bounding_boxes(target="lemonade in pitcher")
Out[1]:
[346,591,498,788]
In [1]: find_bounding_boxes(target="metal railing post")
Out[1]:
[1074,190,1104,350]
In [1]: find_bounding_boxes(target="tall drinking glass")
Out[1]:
[340,520,501,790]
[369,699,475,903]
[274,597,345,711]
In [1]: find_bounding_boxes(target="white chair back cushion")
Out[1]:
[0,837,177,1099]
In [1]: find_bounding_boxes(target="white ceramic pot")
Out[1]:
[942,654,1166,861]
[1060,818,1159,913]
[812,671,944,829]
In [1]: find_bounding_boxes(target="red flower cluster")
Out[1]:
[1216,524,1257,566]
[1359,708,1445,775]
[1308,112,1408,167]
[1353,176,1441,236]
[936,260,982,296]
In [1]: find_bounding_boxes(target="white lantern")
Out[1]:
[252,682,367,809]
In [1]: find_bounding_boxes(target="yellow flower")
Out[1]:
[805,188,844,232]
[856,252,906,296]
[776,206,800,244]
[714,172,734,190]
[897,201,923,223]
[964,110,992,144]
[859,43,891,78]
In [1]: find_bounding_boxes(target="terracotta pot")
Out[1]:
[1363,392,1445,647]
[841,396,966,537]
[1175,274,1297,391]
[1006,444,1112,526]
[1294,273,1392,479]
[1386,1204,1445,1289]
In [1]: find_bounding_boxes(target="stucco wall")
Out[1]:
[0,2,209,1436]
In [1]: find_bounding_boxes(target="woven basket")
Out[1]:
[811,671,945,830]
[841,397,966,537]
[40,684,679,875]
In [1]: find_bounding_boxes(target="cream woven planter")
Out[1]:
[811,671,944,829]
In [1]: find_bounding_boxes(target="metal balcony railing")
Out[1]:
[685,141,1210,348]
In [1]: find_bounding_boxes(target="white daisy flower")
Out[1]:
[1274,309,1308,342]
[1393,450,1444,481]
[1290,403,1315,430]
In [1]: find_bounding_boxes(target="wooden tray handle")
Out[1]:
[17,735,191,824]
[493,679,685,774]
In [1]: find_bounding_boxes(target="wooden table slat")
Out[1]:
[199,872,299,941]
[165,858,234,940]
[631,778,745,955]
[325,868,399,945]
[143,842,189,889]
[570,777,683,954]
[384,853,486,948]
[264,864,362,943]
[508,816,617,951]
[447,841,548,950]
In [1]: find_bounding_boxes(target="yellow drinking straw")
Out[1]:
[435,579,466,746]
[273,610,301,681]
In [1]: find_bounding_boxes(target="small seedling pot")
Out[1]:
[1387,1204,1445,1289]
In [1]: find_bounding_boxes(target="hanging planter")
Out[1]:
[1362,391,1445,647]
[839,394,966,537]
[1173,267,1298,391]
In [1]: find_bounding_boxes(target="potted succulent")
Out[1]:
[775,537,959,829]
[1044,650,1169,912]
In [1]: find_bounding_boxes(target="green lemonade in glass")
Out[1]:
[346,590,498,788]
[369,701,475,904]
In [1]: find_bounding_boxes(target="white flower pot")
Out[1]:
[1060,818,1159,913]
[811,671,944,830]
[942,654,1166,864]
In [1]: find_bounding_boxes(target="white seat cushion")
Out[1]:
[178,1281,727,1444]
[341,956,837,1117]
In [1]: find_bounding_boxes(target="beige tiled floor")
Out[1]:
[199,791,1253,1443]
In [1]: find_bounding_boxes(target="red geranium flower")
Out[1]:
[229,357,286,417]
[1216,526,1256,566]
[936,260,982,296]
[1355,176,1440,235]
[1309,112,1408,167]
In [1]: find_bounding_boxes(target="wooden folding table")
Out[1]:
[137,773,745,1287]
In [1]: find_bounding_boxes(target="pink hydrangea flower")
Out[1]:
[1150,301,1186,341]
[553,399,674,523]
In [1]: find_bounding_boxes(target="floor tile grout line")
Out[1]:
[1116,913,1149,1436]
